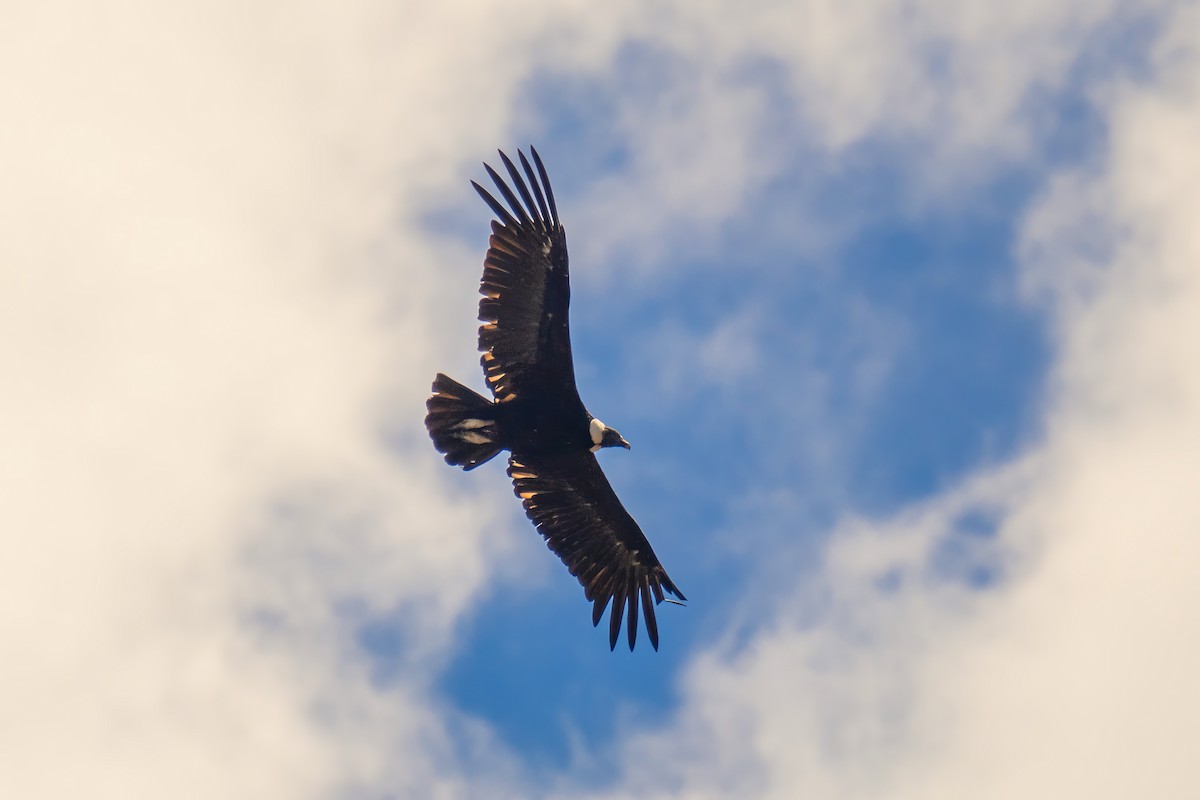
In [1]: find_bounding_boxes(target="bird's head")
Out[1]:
[589,417,630,452]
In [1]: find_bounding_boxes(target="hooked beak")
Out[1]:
[619,437,631,449]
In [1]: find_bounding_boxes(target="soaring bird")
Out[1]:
[424,148,685,651]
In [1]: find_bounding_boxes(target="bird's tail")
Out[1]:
[425,373,503,470]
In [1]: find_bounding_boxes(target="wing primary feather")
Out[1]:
[518,150,552,228]
[587,567,612,603]
[592,595,609,627]
[499,151,541,227]
[641,582,659,651]
[608,584,627,651]
[626,575,639,651]
[530,146,559,227]
[472,180,519,228]
[651,581,665,604]
[483,163,532,227]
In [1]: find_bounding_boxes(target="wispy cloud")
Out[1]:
[0,2,528,796]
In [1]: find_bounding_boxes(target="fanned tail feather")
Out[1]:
[424,374,502,470]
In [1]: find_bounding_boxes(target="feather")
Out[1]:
[471,180,518,228]
[609,583,627,651]
[484,162,533,227]
[641,582,659,651]
[592,594,609,627]
[499,150,542,227]
[530,146,559,226]
[626,574,639,651]
[519,149,552,229]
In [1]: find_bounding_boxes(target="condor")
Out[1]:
[424,148,685,651]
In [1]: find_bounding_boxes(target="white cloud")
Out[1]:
[564,0,1134,282]
[0,2,529,796]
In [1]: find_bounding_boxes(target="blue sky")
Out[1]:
[4,2,1200,798]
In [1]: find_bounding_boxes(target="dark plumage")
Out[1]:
[424,148,685,650]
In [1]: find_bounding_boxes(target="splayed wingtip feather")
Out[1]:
[498,150,541,227]
[641,582,658,651]
[483,162,532,227]
[626,577,639,651]
[518,149,552,227]
[472,180,517,227]
[608,585,626,651]
[529,147,558,226]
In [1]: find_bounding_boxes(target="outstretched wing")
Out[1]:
[473,148,578,405]
[507,452,686,651]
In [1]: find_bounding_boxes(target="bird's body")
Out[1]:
[424,148,684,651]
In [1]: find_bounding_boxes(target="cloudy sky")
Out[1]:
[3,1,1198,797]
